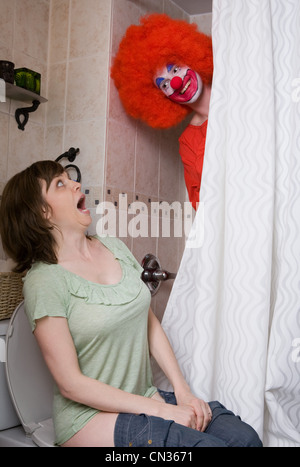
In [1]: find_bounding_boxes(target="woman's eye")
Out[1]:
[57,180,64,187]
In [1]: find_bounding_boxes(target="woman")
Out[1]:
[0,160,262,447]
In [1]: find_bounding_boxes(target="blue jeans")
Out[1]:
[114,390,262,447]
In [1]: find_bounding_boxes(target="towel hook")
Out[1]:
[55,148,81,182]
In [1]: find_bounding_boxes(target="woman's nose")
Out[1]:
[71,180,81,190]
[170,76,183,90]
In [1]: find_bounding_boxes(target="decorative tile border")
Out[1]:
[82,185,103,209]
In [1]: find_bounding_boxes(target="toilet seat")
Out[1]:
[5,302,57,447]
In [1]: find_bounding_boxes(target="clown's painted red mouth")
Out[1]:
[180,79,191,94]
[169,70,199,104]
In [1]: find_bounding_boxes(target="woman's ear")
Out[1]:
[41,204,51,220]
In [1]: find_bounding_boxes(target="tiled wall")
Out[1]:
[45,0,110,210]
[0,0,50,260]
[0,0,49,179]
[106,0,212,319]
[0,0,212,320]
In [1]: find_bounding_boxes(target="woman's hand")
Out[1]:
[159,402,198,429]
[175,389,212,432]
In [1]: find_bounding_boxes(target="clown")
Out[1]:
[111,14,213,210]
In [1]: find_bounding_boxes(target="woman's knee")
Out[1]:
[239,424,263,447]
[207,401,263,447]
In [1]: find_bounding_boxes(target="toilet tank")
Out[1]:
[0,319,20,430]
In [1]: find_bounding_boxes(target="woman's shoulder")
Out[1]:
[26,261,60,275]
[24,262,64,289]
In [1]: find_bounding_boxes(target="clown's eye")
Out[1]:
[162,80,170,89]
[173,66,180,74]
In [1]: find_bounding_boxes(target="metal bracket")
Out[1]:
[55,148,81,183]
[15,99,40,131]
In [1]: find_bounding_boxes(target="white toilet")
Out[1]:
[0,301,56,447]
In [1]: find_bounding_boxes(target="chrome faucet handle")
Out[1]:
[141,254,176,296]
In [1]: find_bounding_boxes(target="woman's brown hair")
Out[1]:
[0,160,65,273]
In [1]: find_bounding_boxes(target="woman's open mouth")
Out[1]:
[77,194,90,214]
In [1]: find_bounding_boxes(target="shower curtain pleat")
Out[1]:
[157,0,300,447]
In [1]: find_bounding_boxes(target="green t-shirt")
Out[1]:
[23,235,157,445]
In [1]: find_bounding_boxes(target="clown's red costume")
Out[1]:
[179,120,208,210]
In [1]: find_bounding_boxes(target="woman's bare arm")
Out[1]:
[34,315,197,427]
[147,308,212,431]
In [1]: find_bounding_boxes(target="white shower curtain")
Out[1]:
[158,0,300,447]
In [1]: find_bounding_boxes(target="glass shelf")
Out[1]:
[5,82,47,103]
[4,82,48,131]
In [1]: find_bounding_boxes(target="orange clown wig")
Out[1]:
[111,13,213,129]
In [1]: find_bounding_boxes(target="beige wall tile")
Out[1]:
[64,120,106,187]
[111,0,142,55]
[66,55,108,122]
[159,127,183,202]
[139,0,163,14]
[45,125,64,159]
[135,123,160,197]
[70,0,111,58]
[47,63,67,125]
[7,118,45,178]
[109,81,136,128]
[164,0,189,20]
[0,0,15,50]
[14,0,49,63]
[0,43,12,65]
[49,0,70,64]
[0,113,9,182]
[132,234,157,265]
[190,13,212,35]
[106,119,136,192]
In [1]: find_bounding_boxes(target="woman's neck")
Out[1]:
[53,228,92,264]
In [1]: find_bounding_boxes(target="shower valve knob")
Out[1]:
[141,254,176,296]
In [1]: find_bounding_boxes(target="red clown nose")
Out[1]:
[170,76,183,90]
